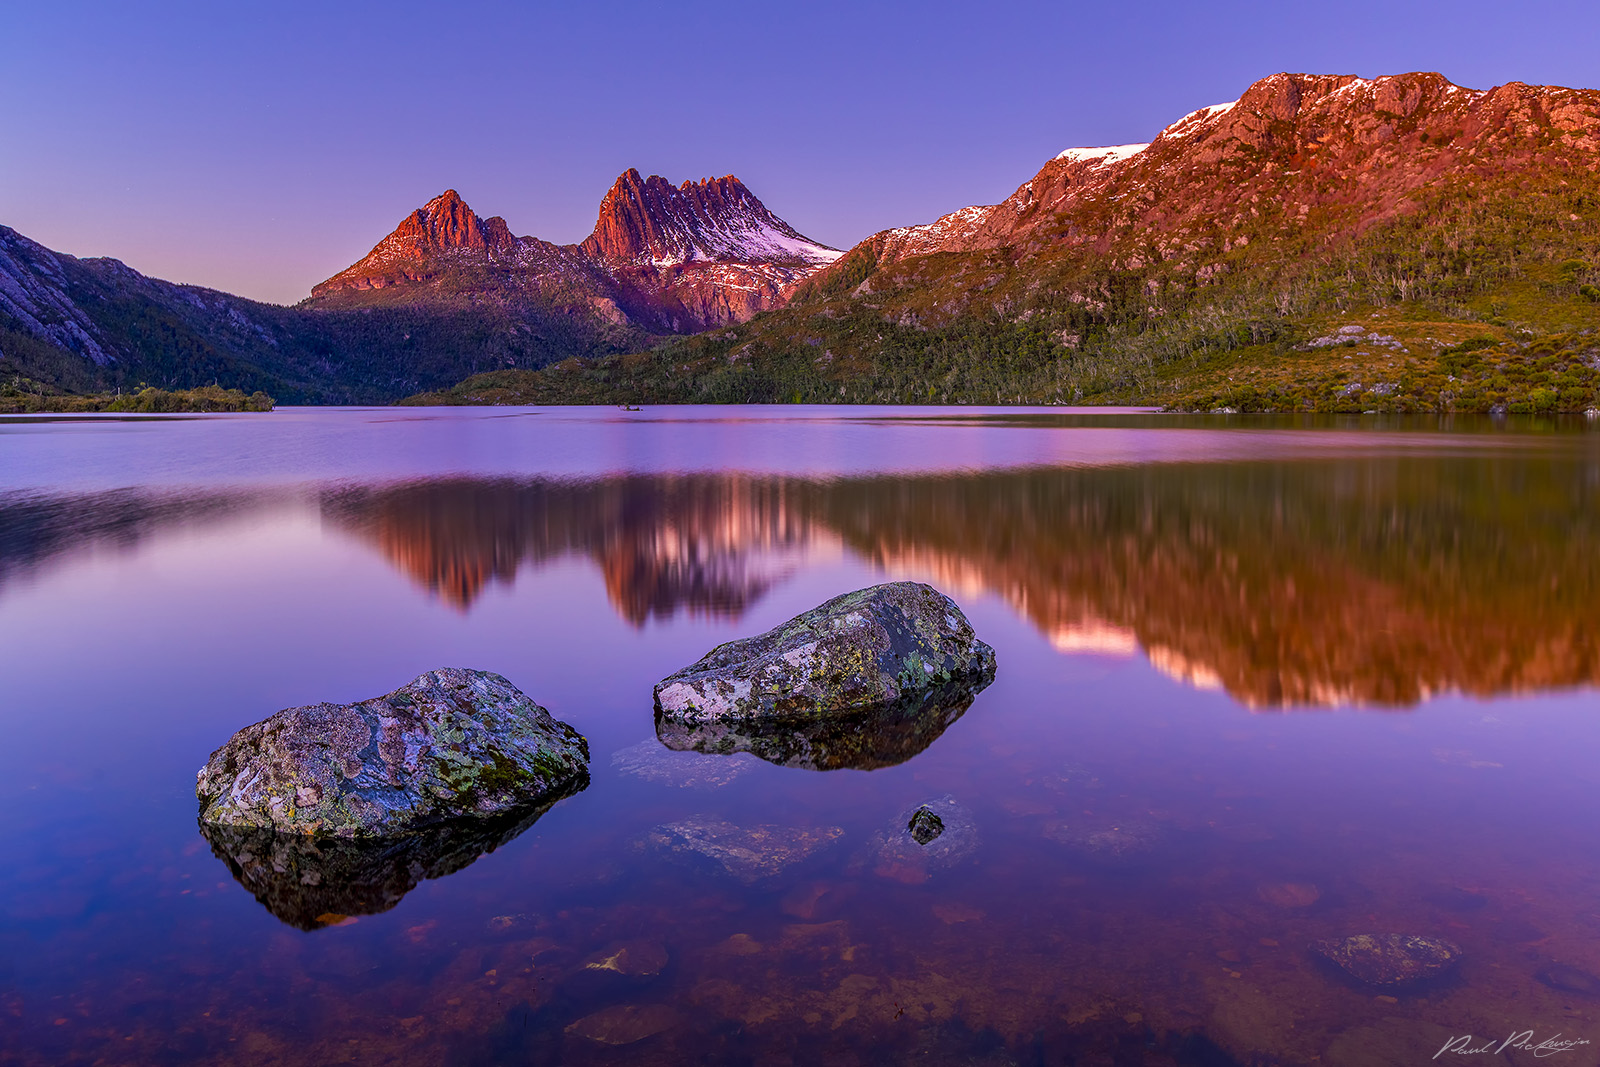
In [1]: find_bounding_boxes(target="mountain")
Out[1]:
[0,222,650,404]
[309,171,841,332]
[1,170,831,402]
[422,71,1600,410]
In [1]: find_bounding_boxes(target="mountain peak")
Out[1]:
[581,170,840,268]
[310,190,521,295]
[310,171,843,326]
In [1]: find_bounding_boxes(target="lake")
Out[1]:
[2,406,1598,1066]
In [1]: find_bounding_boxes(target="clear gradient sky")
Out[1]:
[3,0,1595,305]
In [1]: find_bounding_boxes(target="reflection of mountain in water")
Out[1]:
[8,455,1600,709]
[199,798,572,930]
[325,464,1600,708]
[823,464,1600,709]
[656,673,994,771]
[320,478,825,624]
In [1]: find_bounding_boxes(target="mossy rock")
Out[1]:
[653,582,996,725]
[196,668,589,838]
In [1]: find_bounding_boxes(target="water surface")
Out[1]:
[3,406,1598,1066]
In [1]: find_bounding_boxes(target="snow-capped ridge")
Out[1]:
[1160,101,1238,137]
[1054,143,1149,166]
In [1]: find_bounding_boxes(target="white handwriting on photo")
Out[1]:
[1435,1032,1591,1059]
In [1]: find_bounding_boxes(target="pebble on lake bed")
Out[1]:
[1311,934,1463,988]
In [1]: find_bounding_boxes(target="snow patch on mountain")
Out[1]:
[668,217,842,267]
[1054,143,1150,166]
[1161,101,1238,137]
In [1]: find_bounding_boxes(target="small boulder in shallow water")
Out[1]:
[1311,934,1463,988]
[653,582,995,725]
[908,805,945,845]
[196,668,589,838]
[868,795,979,882]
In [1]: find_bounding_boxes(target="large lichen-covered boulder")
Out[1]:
[196,668,589,838]
[653,582,995,725]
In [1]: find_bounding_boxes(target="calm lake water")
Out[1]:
[3,406,1599,1066]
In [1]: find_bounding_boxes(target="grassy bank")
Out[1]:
[0,382,276,414]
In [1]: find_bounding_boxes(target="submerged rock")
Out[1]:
[566,1003,680,1046]
[656,675,987,771]
[196,668,589,838]
[648,817,844,883]
[200,799,574,930]
[1257,881,1321,908]
[611,738,758,788]
[1311,933,1463,988]
[584,941,670,977]
[1535,963,1600,997]
[653,582,996,725]
[1044,818,1167,864]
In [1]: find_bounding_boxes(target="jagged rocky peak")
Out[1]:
[396,189,518,256]
[311,189,522,295]
[308,170,844,327]
[580,168,841,268]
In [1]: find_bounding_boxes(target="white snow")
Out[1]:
[880,204,998,257]
[1160,101,1237,137]
[1054,143,1149,165]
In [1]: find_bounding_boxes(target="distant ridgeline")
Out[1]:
[8,71,1600,410]
[413,72,1600,412]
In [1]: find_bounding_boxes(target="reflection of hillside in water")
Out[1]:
[320,478,829,625]
[823,465,1600,708]
[7,457,1598,708]
[328,463,1600,708]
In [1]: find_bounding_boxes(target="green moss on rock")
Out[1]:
[196,668,589,839]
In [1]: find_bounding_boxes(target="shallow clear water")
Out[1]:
[3,406,1599,1066]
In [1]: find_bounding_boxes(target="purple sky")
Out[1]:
[3,0,1594,306]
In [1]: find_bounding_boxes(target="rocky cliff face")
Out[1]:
[311,172,840,332]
